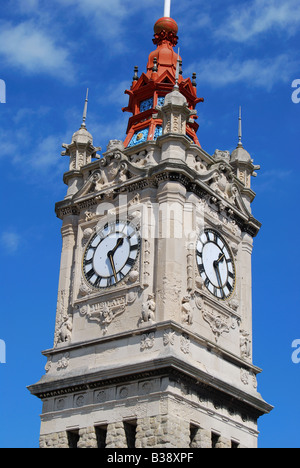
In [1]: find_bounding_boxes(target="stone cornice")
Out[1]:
[28,352,272,418]
[55,160,261,237]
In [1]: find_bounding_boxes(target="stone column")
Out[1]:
[190,428,212,448]
[215,436,231,449]
[77,427,98,448]
[136,415,190,448]
[105,422,127,448]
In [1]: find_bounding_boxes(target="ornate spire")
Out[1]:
[81,88,89,129]
[122,7,204,148]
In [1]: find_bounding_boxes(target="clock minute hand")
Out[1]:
[213,260,224,298]
[107,238,124,282]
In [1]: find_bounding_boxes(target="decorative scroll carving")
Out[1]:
[77,290,138,334]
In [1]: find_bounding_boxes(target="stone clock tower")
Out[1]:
[29,9,272,449]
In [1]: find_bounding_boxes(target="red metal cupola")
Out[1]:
[122,16,204,149]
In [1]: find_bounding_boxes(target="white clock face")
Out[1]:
[83,220,140,289]
[196,229,236,300]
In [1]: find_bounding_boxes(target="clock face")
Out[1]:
[196,229,236,300]
[83,220,140,289]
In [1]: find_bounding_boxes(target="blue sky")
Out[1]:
[0,0,300,448]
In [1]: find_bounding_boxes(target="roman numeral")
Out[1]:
[107,276,113,287]
[93,276,102,288]
[84,258,93,266]
[126,257,135,267]
[118,271,125,281]
[196,249,202,258]
[86,268,96,280]
[130,243,138,252]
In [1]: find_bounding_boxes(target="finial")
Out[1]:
[133,66,139,82]
[192,73,197,87]
[152,57,158,73]
[164,0,171,17]
[238,106,243,147]
[174,48,180,89]
[81,88,89,128]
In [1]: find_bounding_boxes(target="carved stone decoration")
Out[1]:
[140,332,155,350]
[57,315,73,345]
[194,292,204,310]
[202,309,230,342]
[240,330,252,361]
[240,368,249,386]
[186,235,195,292]
[252,372,258,389]
[54,290,72,347]
[181,296,193,325]
[78,279,93,298]
[45,357,52,374]
[77,291,138,335]
[163,330,175,346]
[57,353,70,371]
[82,228,94,246]
[143,239,151,288]
[180,334,190,354]
[141,294,156,323]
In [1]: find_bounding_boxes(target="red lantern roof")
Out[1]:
[122,16,204,149]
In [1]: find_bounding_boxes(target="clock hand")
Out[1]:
[216,252,225,264]
[108,252,118,282]
[213,260,224,298]
[110,237,124,257]
[107,237,124,282]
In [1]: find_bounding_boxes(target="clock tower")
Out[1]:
[28,6,272,449]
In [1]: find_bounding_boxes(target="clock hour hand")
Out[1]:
[107,237,124,282]
[110,237,124,256]
[107,252,118,282]
[216,252,225,264]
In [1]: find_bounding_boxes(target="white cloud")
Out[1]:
[1,231,21,254]
[0,21,73,79]
[52,0,158,47]
[188,54,297,90]
[218,0,300,42]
